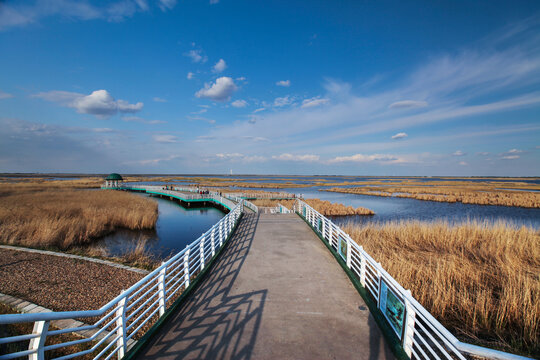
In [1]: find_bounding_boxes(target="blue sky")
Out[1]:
[0,0,539,175]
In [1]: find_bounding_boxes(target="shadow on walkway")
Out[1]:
[134,213,265,360]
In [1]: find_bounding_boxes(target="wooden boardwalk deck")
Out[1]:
[133,213,394,359]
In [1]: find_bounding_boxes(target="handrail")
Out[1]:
[293,199,533,360]
[0,199,245,360]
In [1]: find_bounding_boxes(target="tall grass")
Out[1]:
[327,182,540,208]
[0,182,158,249]
[342,220,540,357]
[252,198,374,215]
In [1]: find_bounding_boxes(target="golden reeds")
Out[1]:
[0,181,158,249]
[326,181,540,208]
[251,198,374,216]
[342,220,540,356]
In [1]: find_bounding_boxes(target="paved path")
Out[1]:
[134,213,394,360]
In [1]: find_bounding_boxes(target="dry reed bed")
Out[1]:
[342,220,539,357]
[326,181,540,208]
[0,182,158,249]
[252,198,374,216]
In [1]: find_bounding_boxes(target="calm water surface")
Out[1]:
[97,178,539,259]
[97,194,225,258]
[237,185,540,229]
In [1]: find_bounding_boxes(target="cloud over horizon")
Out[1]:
[33,89,143,118]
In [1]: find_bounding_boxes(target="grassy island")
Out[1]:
[252,198,374,216]
[325,179,540,208]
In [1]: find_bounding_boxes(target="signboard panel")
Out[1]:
[338,236,347,260]
[379,279,405,339]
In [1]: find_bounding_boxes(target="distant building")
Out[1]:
[103,173,123,189]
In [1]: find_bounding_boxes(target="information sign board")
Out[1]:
[379,279,405,339]
[338,236,347,260]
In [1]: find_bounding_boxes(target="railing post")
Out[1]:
[29,320,50,360]
[322,219,327,240]
[328,223,333,246]
[359,247,366,287]
[200,236,205,270]
[403,292,416,358]
[219,222,223,247]
[346,237,352,268]
[158,263,167,317]
[115,293,127,359]
[211,228,216,256]
[184,248,191,288]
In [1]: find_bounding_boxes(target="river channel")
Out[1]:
[96,193,225,258]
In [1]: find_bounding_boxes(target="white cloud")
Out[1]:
[0,90,13,99]
[153,97,167,102]
[137,154,181,166]
[153,134,178,143]
[274,96,293,107]
[276,80,291,87]
[242,136,270,142]
[213,59,227,73]
[195,77,237,102]
[391,132,408,140]
[122,116,165,124]
[209,0,220,4]
[191,108,208,114]
[452,150,466,156]
[216,153,244,159]
[272,153,320,162]
[389,100,428,109]
[458,161,468,166]
[253,107,266,113]
[301,97,329,108]
[187,72,195,80]
[33,89,143,118]
[236,77,246,81]
[158,0,177,11]
[231,99,248,108]
[499,149,523,160]
[185,49,207,63]
[328,153,401,163]
[476,152,490,156]
[187,116,216,124]
[0,0,173,31]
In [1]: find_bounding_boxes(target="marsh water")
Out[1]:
[94,176,539,258]
[96,194,225,258]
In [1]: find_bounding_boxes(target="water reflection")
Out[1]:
[237,185,540,229]
[96,194,225,258]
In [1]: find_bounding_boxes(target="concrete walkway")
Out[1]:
[134,213,394,360]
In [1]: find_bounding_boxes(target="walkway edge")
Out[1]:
[296,212,409,360]
[0,245,149,274]
[123,212,245,360]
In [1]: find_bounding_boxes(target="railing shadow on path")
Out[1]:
[133,213,265,360]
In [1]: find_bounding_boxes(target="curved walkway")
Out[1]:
[134,213,394,359]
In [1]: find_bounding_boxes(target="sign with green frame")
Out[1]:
[378,279,406,340]
[338,235,347,260]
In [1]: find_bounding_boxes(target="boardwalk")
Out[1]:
[134,213,394,359]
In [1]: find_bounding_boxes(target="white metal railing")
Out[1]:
[120,185,257,213]
[0,200,244,360]
[293,199,532,360]
[276,203,291,214]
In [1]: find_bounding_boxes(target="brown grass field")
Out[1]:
[342,220,540,357]
[0,180,158,249]
[252,198,374,215]
[326,180,540,208]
